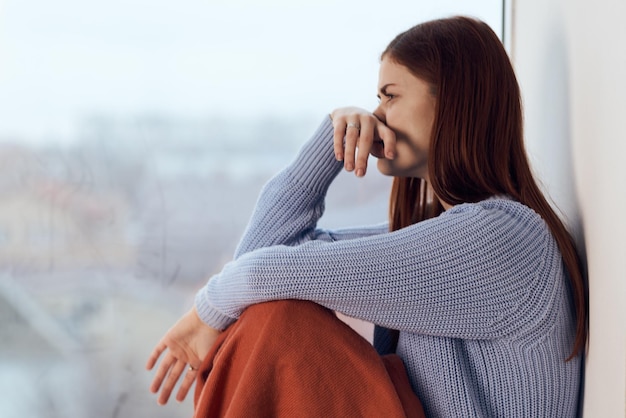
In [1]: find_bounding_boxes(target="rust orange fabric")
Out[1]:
[193,300,425,418]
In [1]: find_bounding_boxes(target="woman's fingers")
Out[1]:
[354,118,375,176]
[333,121,346,162]
[147,341,202,405]
[175,366,198,402]
[376,120,397,159]
[145,341,166,371]
[343,121,360,172]
[331,108,385,177]
[147,307,221,405]
[157,357,187,405]
[150,350,175,395]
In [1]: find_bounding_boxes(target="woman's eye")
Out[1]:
[376,93,395,103]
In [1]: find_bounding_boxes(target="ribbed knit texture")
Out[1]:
[195,116,581,417]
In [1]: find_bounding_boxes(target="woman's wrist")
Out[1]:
[191,305,221,336]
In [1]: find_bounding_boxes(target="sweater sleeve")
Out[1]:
[232,116,344,259]
[232,115,387,251]
[196,197,556,339]
[197,115,390,328]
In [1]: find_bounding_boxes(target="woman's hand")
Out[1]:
[146,306,221,405]
[330,107,396,177]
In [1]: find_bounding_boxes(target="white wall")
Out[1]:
[511,0,626,416]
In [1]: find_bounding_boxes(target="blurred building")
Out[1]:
[0,144,134,272]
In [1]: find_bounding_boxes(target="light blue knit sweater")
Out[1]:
[195,117,581,417]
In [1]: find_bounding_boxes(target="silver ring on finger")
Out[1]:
[346,122,360,131]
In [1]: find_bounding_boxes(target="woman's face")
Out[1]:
[373,56,436,180]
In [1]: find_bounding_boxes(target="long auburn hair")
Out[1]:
[384,16,587,359]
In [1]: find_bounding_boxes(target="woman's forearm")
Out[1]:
[199,198,554,339]
[233,116,342,259]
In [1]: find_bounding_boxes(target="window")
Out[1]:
[0,1,502,416]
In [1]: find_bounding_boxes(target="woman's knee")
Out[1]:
[235,299,369,350]
[238,299,335,331]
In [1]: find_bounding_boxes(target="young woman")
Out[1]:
[147,16,586,417]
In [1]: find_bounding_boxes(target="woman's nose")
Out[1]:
[373,105,385,123]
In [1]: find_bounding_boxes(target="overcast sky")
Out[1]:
[0,0,501,144]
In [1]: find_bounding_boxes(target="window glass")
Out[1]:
[0,1,502,416]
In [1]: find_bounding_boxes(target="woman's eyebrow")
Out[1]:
[377,83,397,99]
